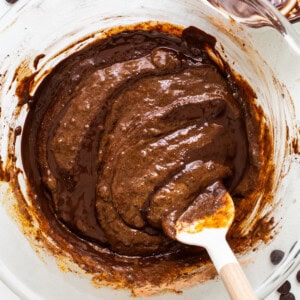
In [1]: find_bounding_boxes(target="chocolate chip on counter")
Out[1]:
[277,281,291,295]
[270,249,285,265]
[279,293,296,300]
[296,270,300,283]
[5,0,18,3]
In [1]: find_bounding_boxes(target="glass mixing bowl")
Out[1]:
[0,0,299,299]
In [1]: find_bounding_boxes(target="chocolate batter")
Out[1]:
[20,25,272,294]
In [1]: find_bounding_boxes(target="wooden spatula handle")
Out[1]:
[220,263,257,300]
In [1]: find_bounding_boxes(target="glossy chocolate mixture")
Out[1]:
[21,26,267,292]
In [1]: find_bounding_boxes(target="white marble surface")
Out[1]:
[0,1,299,299]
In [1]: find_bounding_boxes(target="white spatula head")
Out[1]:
[175,181,235,245]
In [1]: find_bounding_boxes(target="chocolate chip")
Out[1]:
[279,293,295,300]
[297,270,300,283]
[270,249,285,265]
[5,0,18,3]
[14,126,22,136]
[277,281,291,294]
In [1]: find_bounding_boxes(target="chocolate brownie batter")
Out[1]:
[21,25,271,294]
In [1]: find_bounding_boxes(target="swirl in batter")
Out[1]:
[21,26,272,294]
